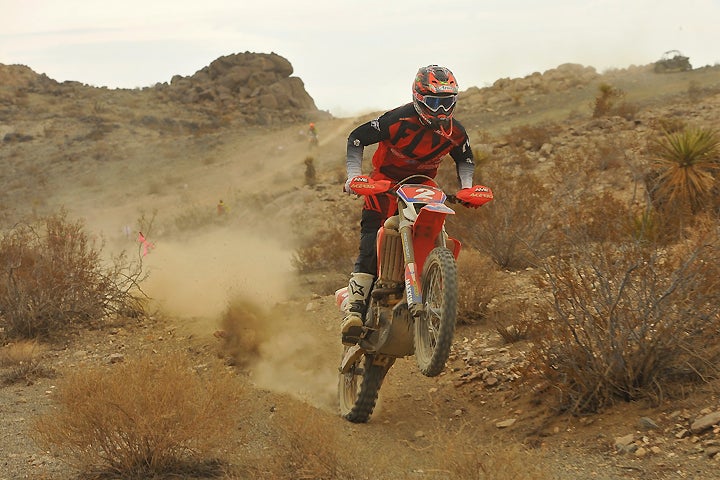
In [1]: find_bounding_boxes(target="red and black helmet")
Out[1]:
[412,65,459,135]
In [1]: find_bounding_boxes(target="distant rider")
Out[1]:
[308,122,319,148]
[340,65,476,345]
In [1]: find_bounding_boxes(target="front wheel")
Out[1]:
[414,247,458,377]
[338,350,391,423]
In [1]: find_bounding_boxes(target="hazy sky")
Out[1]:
[2,0,719,117]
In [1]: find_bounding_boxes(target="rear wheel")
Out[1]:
[414,247,458,377]
[338,351,389,423]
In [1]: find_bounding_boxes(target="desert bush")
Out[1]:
[0,211,146,339]
[529,232,720,414]
[561,191,634,244]
[215,297,271,367]
[645,126,720,214]
[456,249,501,324]
[304,156,317,187]
[450,173,553,270]
[291,200,359,273]
[592,83,623,118]
[292,224,356,273]
[33,353,245,478]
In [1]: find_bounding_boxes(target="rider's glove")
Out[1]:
[455,187,477,208]
[344,177,357,195]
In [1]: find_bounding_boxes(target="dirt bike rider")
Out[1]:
[308,122,318,147]
[341,65,476,345]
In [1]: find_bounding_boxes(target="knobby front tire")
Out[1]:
[414,247,458,377]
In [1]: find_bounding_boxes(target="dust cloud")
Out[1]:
[141,225,292,327]
[139,225,338,410]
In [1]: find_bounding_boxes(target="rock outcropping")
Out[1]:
[0,52,327,129]
[163,52,321,124]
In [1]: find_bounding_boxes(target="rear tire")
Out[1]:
[414,247,458,377]
[338,351,387,423]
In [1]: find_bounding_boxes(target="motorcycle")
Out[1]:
[335,175,493,423]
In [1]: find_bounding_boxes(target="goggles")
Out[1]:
[420,94,456,113]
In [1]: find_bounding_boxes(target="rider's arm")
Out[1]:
[449,131,475,189]
[346,116,387,177]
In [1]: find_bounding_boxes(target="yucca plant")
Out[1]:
[649,127,720,214]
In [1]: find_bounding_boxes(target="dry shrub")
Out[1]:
[529,231,720,414]
[562,191,634,244]
[592,83,637,118]
[456,248,501,324]
[215,296,271,367]
[304,156,317,187]
[450,173,552,270]
[292,224,356,273]
[291,201,359,273]
[0,340,54,385]
[490,299,542,344]
[33,353,244,478]
[0,211,146,339]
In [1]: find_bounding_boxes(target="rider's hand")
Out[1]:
[455,188,478,209]
[344,177,357,195]
[456,186,493,208]
[344,175,371,195]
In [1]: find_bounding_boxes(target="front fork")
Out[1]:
[400,224,447,317]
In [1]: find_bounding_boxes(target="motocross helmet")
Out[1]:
[412,65,458,136]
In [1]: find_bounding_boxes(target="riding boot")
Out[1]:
[341,272,374,345]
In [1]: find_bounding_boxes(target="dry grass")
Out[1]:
[32,352,245,478]
[236,399,556,480]
[0,340,54,385]
[490,299,542,344]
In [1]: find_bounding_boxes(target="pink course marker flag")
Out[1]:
[137,231,155,257]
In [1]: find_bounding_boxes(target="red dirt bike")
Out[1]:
[335,175,493,423]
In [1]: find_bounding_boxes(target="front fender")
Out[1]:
[412,205,453,272]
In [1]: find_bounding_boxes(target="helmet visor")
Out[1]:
[421,94,456,113]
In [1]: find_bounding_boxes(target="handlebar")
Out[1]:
[345,175,493,208]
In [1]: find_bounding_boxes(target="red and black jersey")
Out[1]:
[346,103,474,187]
